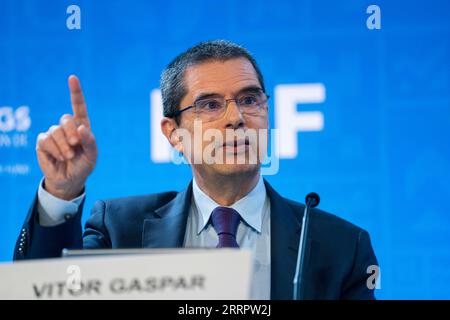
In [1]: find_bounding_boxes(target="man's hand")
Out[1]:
[36,75,98,200]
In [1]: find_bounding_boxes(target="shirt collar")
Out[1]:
[192,175,266,235]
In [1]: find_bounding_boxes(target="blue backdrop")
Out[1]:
[1,0,449,299]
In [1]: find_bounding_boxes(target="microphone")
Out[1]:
[293,192,320,300]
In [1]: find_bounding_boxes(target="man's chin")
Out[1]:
[210,163,260,177]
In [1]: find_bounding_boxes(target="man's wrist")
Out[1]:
[43,179,85,201]
[37,178,85,226]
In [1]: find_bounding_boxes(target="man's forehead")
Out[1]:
[183,58,260,97]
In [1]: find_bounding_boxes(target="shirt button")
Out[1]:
[64,214,73,221]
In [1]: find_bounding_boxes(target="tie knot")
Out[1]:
[210,207,241,248]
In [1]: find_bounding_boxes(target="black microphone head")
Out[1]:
[305,192,320,208]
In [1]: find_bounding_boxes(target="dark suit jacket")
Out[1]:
[13,179,378,300]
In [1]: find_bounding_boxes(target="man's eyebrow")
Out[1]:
[193,86,263,102]
[235,85,264,95]
[193,92,222,102]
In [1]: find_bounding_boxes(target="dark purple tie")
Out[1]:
[210,207,241,248]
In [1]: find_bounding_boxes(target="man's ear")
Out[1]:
[161,117,183,153]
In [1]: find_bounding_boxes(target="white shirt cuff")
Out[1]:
[37,178,85,226]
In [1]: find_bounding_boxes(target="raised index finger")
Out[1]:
[68,75,90,127]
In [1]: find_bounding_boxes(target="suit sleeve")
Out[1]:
[13,193,84,260]
[341,229,379,300]
[13,195,113,261]
[82,200,112,249]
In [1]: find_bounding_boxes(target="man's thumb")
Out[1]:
[78,125,97,158]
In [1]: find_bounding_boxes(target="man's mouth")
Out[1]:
[223,138,250,148]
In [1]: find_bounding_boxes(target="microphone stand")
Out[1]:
[293,192,320,300]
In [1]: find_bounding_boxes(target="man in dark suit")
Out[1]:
[14,40,378,300]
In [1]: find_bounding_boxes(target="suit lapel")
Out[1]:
[142,179,313,299]
[142,181,193,248]
[264,180,303,300]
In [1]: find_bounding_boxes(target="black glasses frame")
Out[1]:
[170,91,270,118]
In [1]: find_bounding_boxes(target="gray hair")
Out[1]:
[160,40,266,122]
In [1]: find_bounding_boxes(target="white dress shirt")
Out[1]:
[37,178,85,226]
[37,175,271,299]
[184,176,271,299]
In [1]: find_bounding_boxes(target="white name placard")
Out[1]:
[0,249,252,300]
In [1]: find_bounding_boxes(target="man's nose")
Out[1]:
[224,100,245,129]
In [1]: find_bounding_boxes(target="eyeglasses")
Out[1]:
[171,89,270,123]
